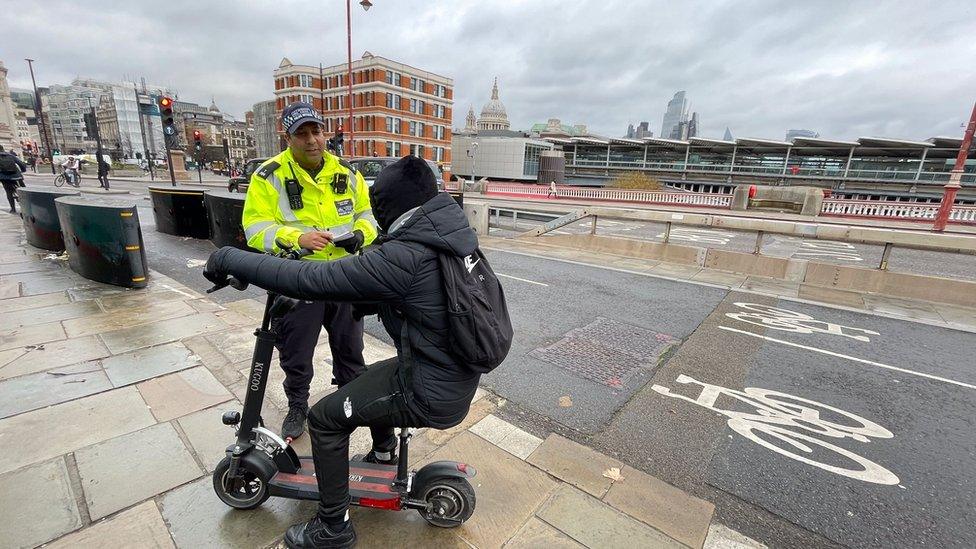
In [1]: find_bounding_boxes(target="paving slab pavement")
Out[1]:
[0,211,764,548]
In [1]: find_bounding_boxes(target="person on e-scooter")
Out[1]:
[206,156,506,549]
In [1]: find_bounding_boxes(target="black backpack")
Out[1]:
[438,248,513,373]
[0,154,19,175]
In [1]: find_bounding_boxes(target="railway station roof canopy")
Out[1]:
[543,134,974,159]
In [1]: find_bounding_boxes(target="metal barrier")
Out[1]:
[148,185,211,238]
[54,196,148,288]
[485,183,733,208]
[18,187,80,251]
[484,182,976,226]
[204,191,249,250]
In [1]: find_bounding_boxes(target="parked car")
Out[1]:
[228,158,268,192]
[348,156,442,189]
[229,155,442,193]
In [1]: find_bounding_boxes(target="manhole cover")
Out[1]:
[531,317,675,387]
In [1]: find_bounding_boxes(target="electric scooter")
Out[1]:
[207,243,477,527]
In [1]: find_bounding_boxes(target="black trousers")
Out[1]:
[2,180,23,211]
[307,357,429,520]
[97,173,109,189]
[275,300,368,407]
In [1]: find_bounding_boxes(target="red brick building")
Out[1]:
[273,52,453,164]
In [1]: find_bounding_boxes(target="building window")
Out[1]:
[410,99,417,113]
[524,144,547,177]
[386,93,393,109]
[385,71,392,85]
[436,105,445,119]
[418,100,425,115]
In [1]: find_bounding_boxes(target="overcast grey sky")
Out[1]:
[3,0,974,140]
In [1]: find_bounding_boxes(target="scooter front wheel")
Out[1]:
[419,477,476,527]
[213,456,271,510]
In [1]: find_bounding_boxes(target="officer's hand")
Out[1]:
[298,231,333,251]
[335,230,364,254]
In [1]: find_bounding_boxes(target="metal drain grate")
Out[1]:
[531,317,675,387]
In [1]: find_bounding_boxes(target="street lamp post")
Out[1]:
[346,0,373,158]
[468,141,479,187]
[25,58,56,174]
[933,101,976,232]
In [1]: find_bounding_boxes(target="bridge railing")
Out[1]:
[481,182,976,226]
[485,182,734,208]
[820,199,976,225]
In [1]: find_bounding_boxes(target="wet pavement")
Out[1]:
[0,209,741,549]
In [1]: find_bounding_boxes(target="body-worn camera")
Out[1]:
[331,173,348,194]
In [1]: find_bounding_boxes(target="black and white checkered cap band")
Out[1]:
[282,107,324,133]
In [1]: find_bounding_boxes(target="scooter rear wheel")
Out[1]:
[213,456,271,510]
[419,477,476,527]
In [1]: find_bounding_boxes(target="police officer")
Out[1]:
[242,102,385,451]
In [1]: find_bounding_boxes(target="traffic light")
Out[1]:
[158,96,176,148]
[193,130,203,152]
[83,112,98,138]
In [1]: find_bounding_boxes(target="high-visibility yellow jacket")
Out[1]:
[242,148,377,261]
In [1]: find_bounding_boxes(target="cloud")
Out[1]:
[2,0,973,140]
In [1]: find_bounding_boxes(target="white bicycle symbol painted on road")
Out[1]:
[726,302,880,342]
[652,374,899,485]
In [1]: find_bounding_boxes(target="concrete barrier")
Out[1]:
[464,202,489,236]
[533,232,976,308]
[732,185,824,215]
[54,196,148,288]
[543,234,704,265]
[18,187,80,251]
[204,191,249,250]
[148,185,210,239]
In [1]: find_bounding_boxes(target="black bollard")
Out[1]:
[55,196,148,288]
[18,187,81,251]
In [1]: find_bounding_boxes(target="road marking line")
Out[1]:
[718,325,976,391]
[497,273,548,286]
[480,246,976,335]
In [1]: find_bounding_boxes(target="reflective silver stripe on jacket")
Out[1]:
[353,209,376,227]
[262,227,279,251]
[243,220,276,240]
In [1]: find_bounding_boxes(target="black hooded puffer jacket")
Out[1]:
[207,192,481,428]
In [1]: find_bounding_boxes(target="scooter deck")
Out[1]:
[270,457,401,506]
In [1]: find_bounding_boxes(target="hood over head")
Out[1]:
[369,155,439,232]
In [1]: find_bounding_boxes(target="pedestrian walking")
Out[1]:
[548,180,557,198]
[97,155,111,189]
[0,146,27,214]
[27,154,37,173]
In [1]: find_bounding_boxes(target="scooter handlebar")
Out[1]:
[205,275,249,294]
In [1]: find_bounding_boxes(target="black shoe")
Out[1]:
[284,516,356,549]
[281,405,308,441]
[362,448,398,465]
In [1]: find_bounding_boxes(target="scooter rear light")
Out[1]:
[358,497,402,511]
[456,463,468,474]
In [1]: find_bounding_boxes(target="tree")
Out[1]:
[610,171,662,191]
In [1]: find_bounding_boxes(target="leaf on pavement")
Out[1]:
[603,467,624,481]
[558,395,573,407]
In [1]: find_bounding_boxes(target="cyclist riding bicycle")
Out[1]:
[60,156,81,187]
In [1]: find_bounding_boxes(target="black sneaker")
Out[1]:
[362,448,398,466]
[281,405,308,441]
[284,516,356,549]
